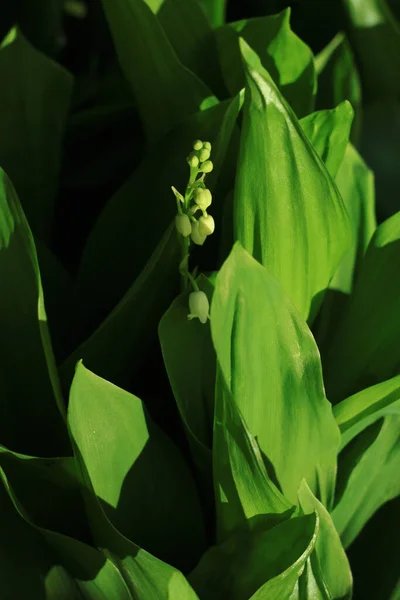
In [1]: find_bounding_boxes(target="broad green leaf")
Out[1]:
[315,33,362,144]
[17,0,63,57]
[323,211,400,401]
[158,0,225,97]
[288,556,331,600]
[0,466,133,599]
[235,39,351,322]
[342,0,400,101]
[334,373,400,447]
[314,143,376,351]
[35,238,74,361]
[215,8,316,117]
[189,514,318,600]
[298,480,353,600]
[300,102,354,179]
[330,143,376,293]
[333,415,400,548]
[77,95,240,316]
[213,366,294,541]
[332,376,400,547]
[68,362,206,571]
[342,0,400,218]
[61,224,180,391]
[159,275,215,491]
[0,29,72,241]
[101,0,215,143]
[0,448,88,543]
[198,0,226,27]
[0,169,69,456]
[211,243,340,507]
[70,430,200,599]
[390,579,400,600]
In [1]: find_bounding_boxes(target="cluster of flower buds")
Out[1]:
[172,139,215,324]
[173,139,215,247]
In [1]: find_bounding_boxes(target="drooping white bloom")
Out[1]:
[188,291,210,324]
[193,188,212,211]
[175,214,191,237]
[190,220,207,245]
[198,214,215,236]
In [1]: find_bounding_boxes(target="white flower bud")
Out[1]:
[188,291,210,324]
[190,220,207,245]
[193,188,212,211]
[199,148,211,162]
[193,139,203,151]
[198,214,215,236]
[187,152,199,168]
[175,214,191,237]
[200,160,213,173]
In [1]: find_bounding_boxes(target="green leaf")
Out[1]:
[77,95,240,316]
[101,0,215,143]
[0,466,134,599]
[300,101,354,179]
[314,143,376,351]
[61,223,180,391]
[211,243,340,507]
[0,29,72,241]
[158,0,225,97]
[0,169,69,456]
[17,0,64,57]
[68,362,206,571]
[189,514,318,600]
[342,0,400,102]
[159,275,215,491]
[288,556,331,600]
[0,448,89,543]
[342,0,400,217]
[315,33,362,145]
[298,480,353,600]
[197,0,226,27]
[332,375,400,547]
[69,431,200,599]
[323,211,400,401]
[215,8,316,117]
[235,39,351,322]
[213,366,294,541]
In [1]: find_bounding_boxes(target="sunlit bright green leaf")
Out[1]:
[68,362,206,571]
[332,375,400,547]
[235,39,351,322]
[298,480,353,600]
[211,243,340,507]
[215,8,316,116]
[300,101,354,179]
[213,367,294,541]
[189,514,318,600]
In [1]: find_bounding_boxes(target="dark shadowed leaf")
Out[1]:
[0,29,72,241]
[101,0,215,143]
[0,168,69,456]
[323,211,400,401]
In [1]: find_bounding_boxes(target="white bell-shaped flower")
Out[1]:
[188,291,210,324]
